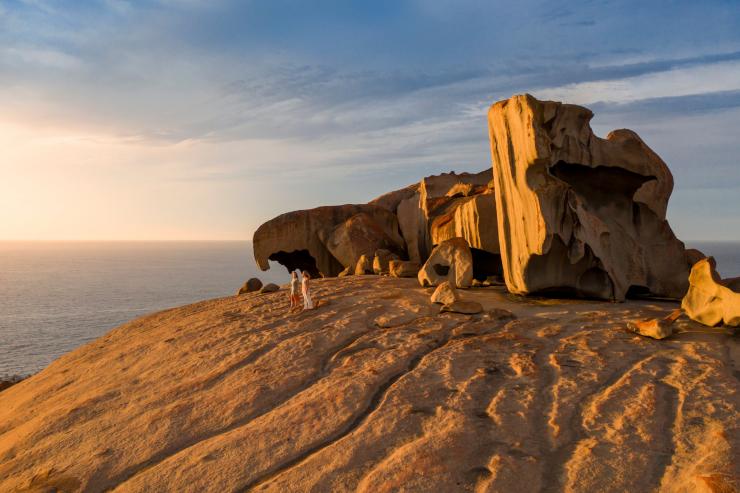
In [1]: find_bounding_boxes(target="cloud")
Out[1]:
[534,59,740,105]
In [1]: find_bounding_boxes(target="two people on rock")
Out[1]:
[289,270,314,312]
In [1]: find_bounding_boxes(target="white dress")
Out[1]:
[302,277,314,309]
[290,275,300,296]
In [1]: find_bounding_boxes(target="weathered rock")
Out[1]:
[681,258,740,327]
[372,249,400,275]
[488,94,691,301]
[395,170,492,263]
[368,182,419,212]
[323,213,404,271]
[429,192,499,256]
[440,300,483,315]
[1,276,738,492]
[354,254,374,275]
[259,283,279,294]
[627,319,673,340]
[418,238,474,288]
[338,266,352,277]
[430,281,459,305]
[237,278,263,295]
[253,204,402,278]
[389,260,421,278]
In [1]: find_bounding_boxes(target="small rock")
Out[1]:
[373,249,400,275]
[354,254,374,275]
[237,278,263,295]
[440,301,483,315]
[259,283,279,294]
[431,281,459,305]
[389,260,421,278]
[627,319,673,340]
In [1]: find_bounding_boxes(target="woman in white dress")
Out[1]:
[302,271,315,310]
[289,271,301,312]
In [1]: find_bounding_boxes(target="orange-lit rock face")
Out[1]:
[254,169,502,279]
[488,94,690,301]
[682,258,740,327]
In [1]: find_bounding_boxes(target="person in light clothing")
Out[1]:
[302,271,314,310]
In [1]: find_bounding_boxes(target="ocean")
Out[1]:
[0,241,738,379]
[0,241,288,378]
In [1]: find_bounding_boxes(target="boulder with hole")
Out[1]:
[418,238,474,288]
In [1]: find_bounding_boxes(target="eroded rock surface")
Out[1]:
[254,169,502,280]
[253,205,402,277]
[418,237,474,288]
[323,213,404,270]
[396,170,494,264]
[488,94,691,301]
[682,258,740,327]
[0,277,736,492]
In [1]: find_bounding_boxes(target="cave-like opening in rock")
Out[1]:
[626,284,652,299]
[432,264,450,276]
[471,248,503,281]
[268,250,320,278]
[549,161,656,208]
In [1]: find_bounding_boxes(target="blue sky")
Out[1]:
[1,0,739,240]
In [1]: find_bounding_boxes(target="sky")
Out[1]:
[1,0,739,241]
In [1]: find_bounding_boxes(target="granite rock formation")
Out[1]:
[322,213,404,270]
[254,170,502,279]
[681,258,740,327]
[253,205,403,277]
[488,94,691,301]
[393,170,495,264]
[418,238,474,288]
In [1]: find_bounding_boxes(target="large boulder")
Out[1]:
[681,258,740,327]
[488,94,691,301]
[395,170,492,263]
[253,204,403,278]
[323,213,403,270]
[428,191,499,255]
[418,238,474,288]
[237,278,263,295]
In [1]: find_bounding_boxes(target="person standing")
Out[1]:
[289,271,301,312]
[302,271,315,310]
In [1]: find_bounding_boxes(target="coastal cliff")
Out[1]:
[1,276,737,492]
